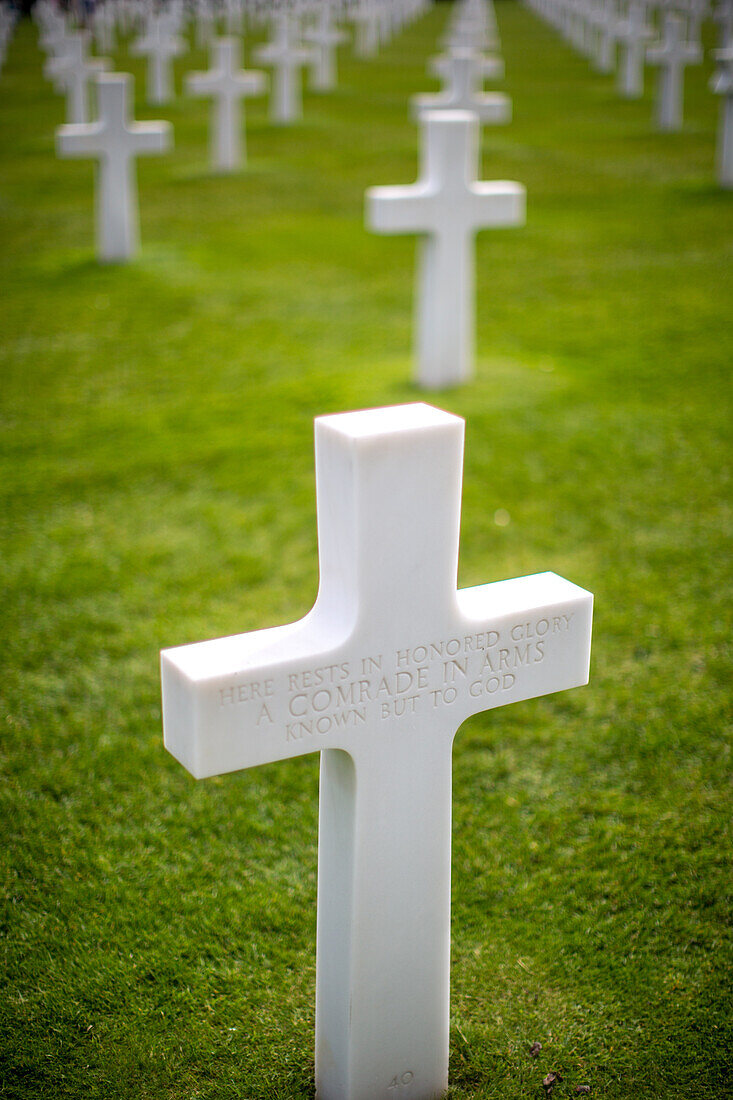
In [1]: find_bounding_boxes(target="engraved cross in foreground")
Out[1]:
[161,403,593,1100]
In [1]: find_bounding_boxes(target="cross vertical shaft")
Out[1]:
[313,407,463,1100]
[711,48,733,185]
[417,226,474,389]
[317,739,453,1100]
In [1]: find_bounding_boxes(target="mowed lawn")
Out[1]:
[1,3,731,1097]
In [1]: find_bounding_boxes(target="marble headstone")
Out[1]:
[186,37,266,171]
[304,3,348,91]
[253,12,312,124]
[366,110,525,390]
[616,0,653,98]
[711,46,733,185]
[428,46,504,84]
[412,47,511,125]
[46,31,109,124]
[647,11,702,131]
[131,14,187,106]
[56,72,171,261]
[161,402,593,1100]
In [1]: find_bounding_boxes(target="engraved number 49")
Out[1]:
[388,1071,414,1088]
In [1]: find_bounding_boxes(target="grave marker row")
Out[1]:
[20,1,596,1096]
[524,0,730,145]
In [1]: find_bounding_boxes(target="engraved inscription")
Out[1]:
[219,678,274,706]
[219,613,576,743]
[388,1071,415,1089]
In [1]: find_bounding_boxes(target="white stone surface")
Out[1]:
[161,401,593,1100]
[349,0,381,58]
[195,0,216,49]
[253,12,312,124]
[224,0,244,36]
[37,4,68,54]
[186,37,266,171]
[680,0,708,47]
[43,30,76,89]
[92,1,116,55]
[45,32,109,124]
[711,46,733,185]
[647,11,702,131]
[304,3,347,91]
[56,72,171,262]
[366,110,525,390]
[131,14,187,105]
[441,0,499,54]
[412,48,511,125]
[428,46,504,84]
[615,0,653,98]
[592,0,620,74]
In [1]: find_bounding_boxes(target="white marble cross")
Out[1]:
[647,11,702,130]
[56,72,171,262]
[615,0,653,98]
[428,45,504,84]
[565,0,593,56]
[412,47,511,125]
[37,5,68,54]
[253,13,313,124]
[349,0,381,59]
[161,401,593,1100]
[43,28,75,86]
[304,3,347,91]
[46,31,109,123]
[710,45,733,185]
[131,13,187,105]
[195,0,216,49]
[686,0,710,46]
[186,37,266,170]
[441,0,499,54]
[366,110,525,390]
[92,1,117,55]
[592,0,620,74]
[224,0,244,36]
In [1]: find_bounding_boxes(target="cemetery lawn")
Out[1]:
[1,4,731,1098]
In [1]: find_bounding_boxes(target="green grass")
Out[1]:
[1,3,731,1097]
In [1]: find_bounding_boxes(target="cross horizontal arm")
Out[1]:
[163,403,466,779]
[131,121,172,155]
[163,406,592,789]
[366,183,434,234]
[454,572,592,725]
[367,180,525,236]
[647,42,702,64]
[162,610,347,777]
[187,71,222,95]
[162,564,591,780]
[469,180,526,225]
[56,122,104,156]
